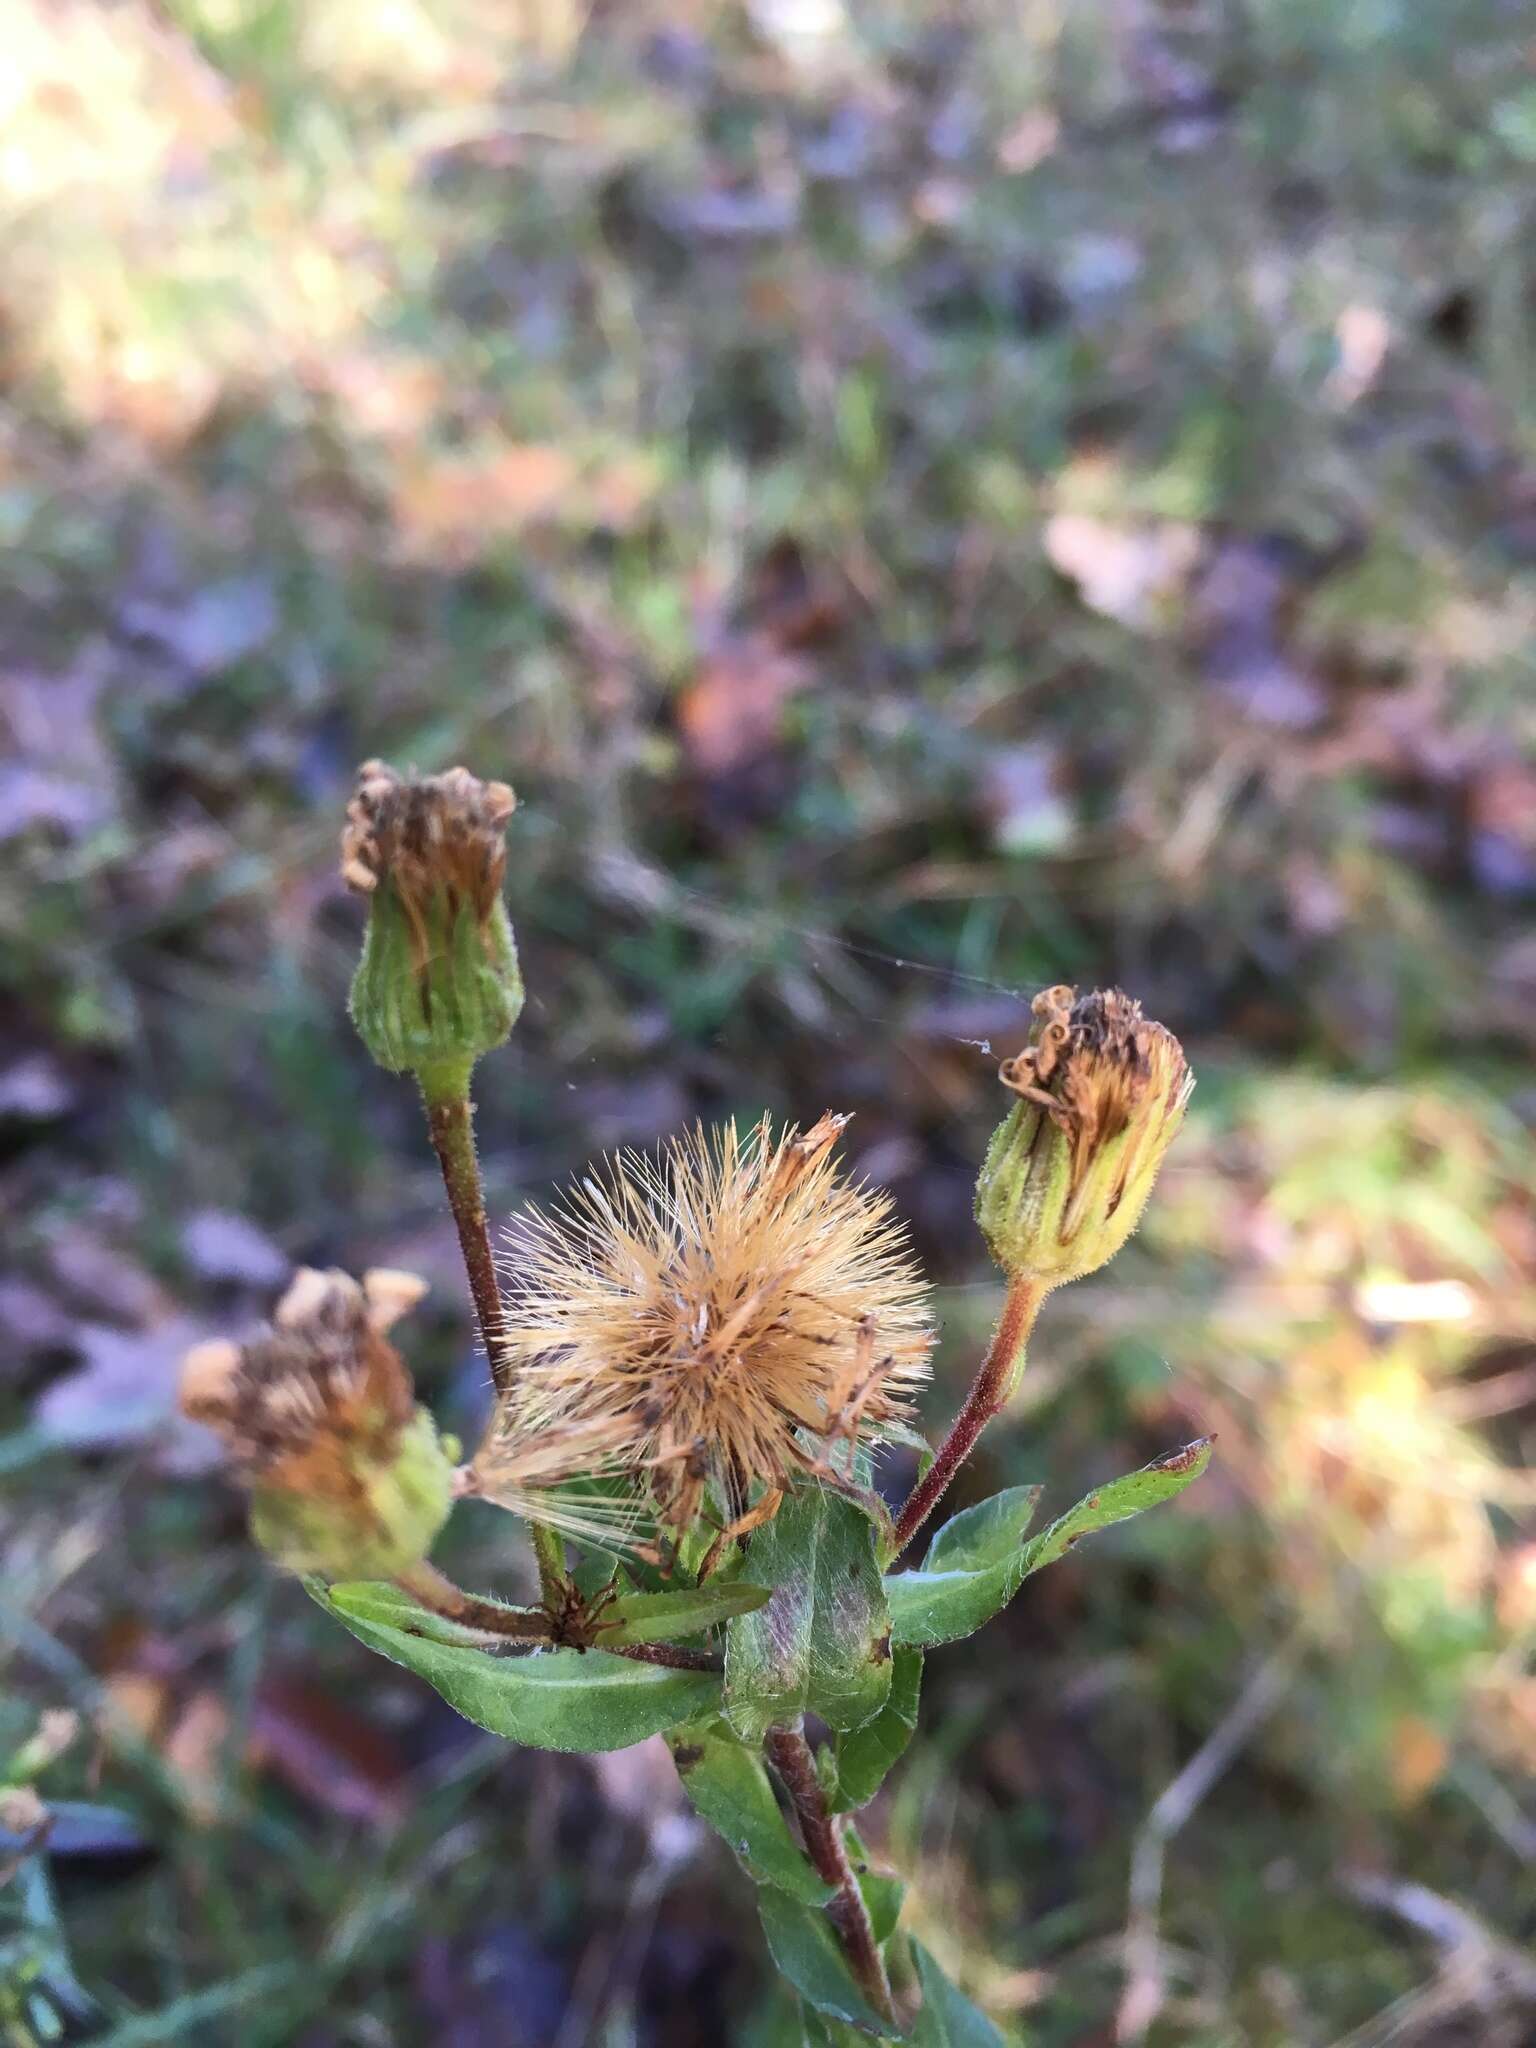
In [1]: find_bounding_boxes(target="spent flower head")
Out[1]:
[475,1114,934,1544]
[342,759,523,1087]
[179,1266,455,1579]
[974,985,1192,1290]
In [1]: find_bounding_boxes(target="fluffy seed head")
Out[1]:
[975,985,1192,1288]
[475,1114,934,1537]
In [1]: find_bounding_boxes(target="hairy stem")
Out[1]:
[764,1722,897,2028]
[419,1071,507,1394]
[395,1562,550,1641]
[607,1640,721,1673]
[889,1273,1044,1559]
[417,1063,565,1604]
[397,1566,717,1670]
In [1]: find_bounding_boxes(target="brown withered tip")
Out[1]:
[179,1268,426,1488]
[999,986,1189,1194]
[341,761,516,926]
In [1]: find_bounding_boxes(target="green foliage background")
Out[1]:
[2,3,1533,2043]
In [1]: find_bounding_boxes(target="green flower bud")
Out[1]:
[180,1267,453,1580]
[342,761,524,1089]
[975,986,1191,1289]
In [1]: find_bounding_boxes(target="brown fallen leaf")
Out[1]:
[392,444,659,565]
[248,1673,409,1828]
[675,635,811,780]
[102,1643,408,1829]
[161,1689,230,1826]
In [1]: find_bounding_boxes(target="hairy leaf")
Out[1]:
[882,1488,1041,1649]
[1015,1437,1213,1577]
[725,1490,893,1744]
[844,1826,905,1946]
[317,1581,717,1751]
[829,1648,923,1812]
[887,1441,1213,1650]
[667,1719,833,1904]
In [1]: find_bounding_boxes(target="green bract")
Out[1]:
[974,985,1190,1289]
[250,1405,454,1581]
[349,881,523,1082]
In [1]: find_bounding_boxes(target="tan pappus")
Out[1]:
[474,1113,936,1560]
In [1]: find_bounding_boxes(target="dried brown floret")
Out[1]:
[180,1267,422,1499]
[977,985,1192,1284]
[341,760,516,970]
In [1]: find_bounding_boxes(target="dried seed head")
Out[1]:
[342,760,523,1086]
[180,1268,454,1579]
[975,985,1192,1289]
[475,1115,934,1542]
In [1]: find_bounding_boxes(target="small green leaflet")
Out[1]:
[1015,1437,1213,1576]
[667,1720,834,1905]
[844,1826,905,1946]
[883,1488,1041,1651]
[907,1943,1006,2046]
[887,1440,1213,1650]
[316,1581,717,1752]
[725,1489,893,1745]
[829,1647,923,1812]
[757,1887,895,2036]
[599,1581,769,1645]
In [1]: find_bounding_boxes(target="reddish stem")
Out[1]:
[608,1640,721,1673]
[764,1723,897,2028]
[422,1089,509,1397]
[889,1274,1043,1558]
[396,1562,548,1640]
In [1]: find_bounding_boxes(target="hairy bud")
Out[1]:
[180,1267,454,1580]
[974,986,1191,1289]
[342,760,523,1092]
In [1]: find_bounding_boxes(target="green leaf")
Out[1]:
[725,1489,893,1745]
[599,1581,769,1645]
[317,1581,717,1751]
[756,1888,897,2037]
[801,2010,879,2046]
[667,1720,834,1904]
[908,1943,1005,2046]
[887,1440,1213,1650]
[1015,1437,1214,1579]
[844,1827,905,1947]
[830,1648,923,1812]
[883,1488,1042,1650]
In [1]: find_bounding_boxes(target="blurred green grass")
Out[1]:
[2,2,1534,2042]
